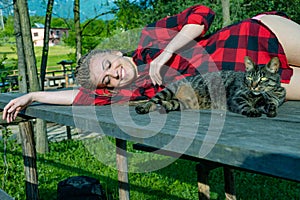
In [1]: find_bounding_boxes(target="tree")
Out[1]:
[74,0,82,62]
[36,0,55,154]
[221,0,231,27]
[15,0,40,92]
[13,1,27,93]
[40,0,54,90]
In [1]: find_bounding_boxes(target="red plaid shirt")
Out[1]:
[73,5,292,105]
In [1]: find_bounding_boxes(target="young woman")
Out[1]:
[3,5,300,122]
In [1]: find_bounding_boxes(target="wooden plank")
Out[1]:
[0,189,14,200]
[0,93,300,182]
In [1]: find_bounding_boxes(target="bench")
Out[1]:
[44,60,75,88]
[44,70,75,88]
[0,92,299,200]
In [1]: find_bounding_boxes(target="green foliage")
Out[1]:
[114,0,145,30]
[1,16,15,37]
[30,16,45,26]
[232,0,300,23]
[0,138,299,199]
[1,0,300,59]
[51,18,72,29]
[0,16,15,45]
[246,0,299,22]
[81,19,110,53]
[0,55,9,93]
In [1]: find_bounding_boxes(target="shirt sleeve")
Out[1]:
[148,5,215,35]
[72,87,112,105]
[180,5,215,35]
[132,5,215,65]
[72,87,147,106]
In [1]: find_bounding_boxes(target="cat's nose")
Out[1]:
[252,82,258,88]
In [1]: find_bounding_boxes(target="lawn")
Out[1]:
[0,44,75,71]
[0,135,299,200]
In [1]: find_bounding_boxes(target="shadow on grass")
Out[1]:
[3,149,194,200]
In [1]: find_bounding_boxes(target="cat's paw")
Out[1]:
[135,102,157,114]
[242,108,262,117]
[265,103,277,118]
[161,101,176,113]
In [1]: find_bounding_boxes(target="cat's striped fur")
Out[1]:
[135,56,286,117]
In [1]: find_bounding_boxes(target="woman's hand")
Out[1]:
[149,24,205,86]
[149,51,173,85]
[2,94,34,123]
[2,90,78,123]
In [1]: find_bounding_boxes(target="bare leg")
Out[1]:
[282,66,300,100]
[260,15,300,100]
[260,15,300,66]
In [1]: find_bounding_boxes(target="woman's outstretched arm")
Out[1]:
[2,89,79,123]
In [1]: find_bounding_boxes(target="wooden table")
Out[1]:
[0,92,299,199]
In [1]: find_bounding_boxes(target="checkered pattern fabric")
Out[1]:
[73,5,292,105]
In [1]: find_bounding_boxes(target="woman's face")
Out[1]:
[89,52,138,88]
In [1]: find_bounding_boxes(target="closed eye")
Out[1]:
[103,60,111,70]
[102,59,111,85]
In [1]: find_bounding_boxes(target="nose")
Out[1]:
[251,81,258,88]
[107,68,119,79]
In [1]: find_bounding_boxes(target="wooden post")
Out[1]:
[196,162,219,200]
[66,126,72,140]
[19,121,39,200]
[116,138,130,200]
[224,167,236,200]
[35,119,49,154]
[196,163,211,200]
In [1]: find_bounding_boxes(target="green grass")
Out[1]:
[34,46,75,68]
[0,44,75,70]
[0,137,299,200]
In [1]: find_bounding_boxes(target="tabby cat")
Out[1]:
[135,56,286,117]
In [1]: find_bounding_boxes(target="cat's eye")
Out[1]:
[261,77,268,81]
[246,77,252,80]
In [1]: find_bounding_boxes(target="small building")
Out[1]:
[31,23,69,46]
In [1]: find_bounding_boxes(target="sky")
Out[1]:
[0,0,116,21]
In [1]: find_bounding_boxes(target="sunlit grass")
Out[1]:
[0,44,75,69]
[0,138,299,200]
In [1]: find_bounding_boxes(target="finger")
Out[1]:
[7,102,19,114]
[153,72,162,86]
[2,110,5,120]
[13,107,21,121]
[151,76,157,86]
[156,74,162,85]
[3,100,15,116]
[2,104,11,120]
[150,71,158,85]
[6,112,12,123]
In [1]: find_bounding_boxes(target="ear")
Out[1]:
[244,56,256,71]
[111,50,123,56]
[266,57,280,73]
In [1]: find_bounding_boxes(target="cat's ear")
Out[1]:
[244,56,256,71]
[266,57,280,73]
